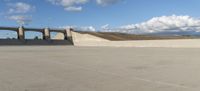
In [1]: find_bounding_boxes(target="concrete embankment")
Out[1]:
[71,31,200,48]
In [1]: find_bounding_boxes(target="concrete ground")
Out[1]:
[0,46,200,91]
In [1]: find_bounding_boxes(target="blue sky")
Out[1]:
[1,0,200,38]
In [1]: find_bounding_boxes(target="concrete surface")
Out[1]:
[0,46,200,91]
[71,31,200,48]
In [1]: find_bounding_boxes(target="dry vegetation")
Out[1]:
[78,31,200,41]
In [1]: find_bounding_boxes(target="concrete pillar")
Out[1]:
[64,28,73,40]
[43,28,50,40]
[17,26,24,40]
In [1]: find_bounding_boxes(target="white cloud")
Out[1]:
[8,2,35,14]
[47,0,122,11]
[79,26,96,31]
[101,24,114,32]
[48,0,88,6]
[119,15,200,34]
[64,6,82,12]
[47,0,88,11]
[3,2,35,25]
[7,15,32,25]
[61,25,96,31]
[60,15,200,35]
[101,24,109,29]
[96,0,121,6]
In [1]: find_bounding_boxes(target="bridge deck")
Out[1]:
[0,26,66,32]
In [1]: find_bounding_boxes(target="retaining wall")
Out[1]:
[0,39,72,45]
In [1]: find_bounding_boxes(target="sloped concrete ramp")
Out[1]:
[70,31,200,47]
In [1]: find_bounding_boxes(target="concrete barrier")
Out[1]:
[0,39,72,46]
[71,31,200,48]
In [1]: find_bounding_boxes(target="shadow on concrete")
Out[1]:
[0,39,73,46]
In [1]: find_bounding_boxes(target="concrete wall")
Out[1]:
[0,39,72,45]
[72,31,109,42]
[71,31,200,48]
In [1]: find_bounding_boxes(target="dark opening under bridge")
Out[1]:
[0,26,73,45]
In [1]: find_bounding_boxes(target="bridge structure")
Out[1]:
[0,26,73,40]
[0,26,75,45]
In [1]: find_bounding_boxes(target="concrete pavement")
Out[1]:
[0,46,200,91]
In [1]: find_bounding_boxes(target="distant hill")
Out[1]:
[146,31,200,36]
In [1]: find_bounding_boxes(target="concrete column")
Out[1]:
[17,26,24,40]
[64,28,73,40]
[43,28,50,40]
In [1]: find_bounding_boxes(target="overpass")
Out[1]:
[0,26,74,45]
[0,26,73,40]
